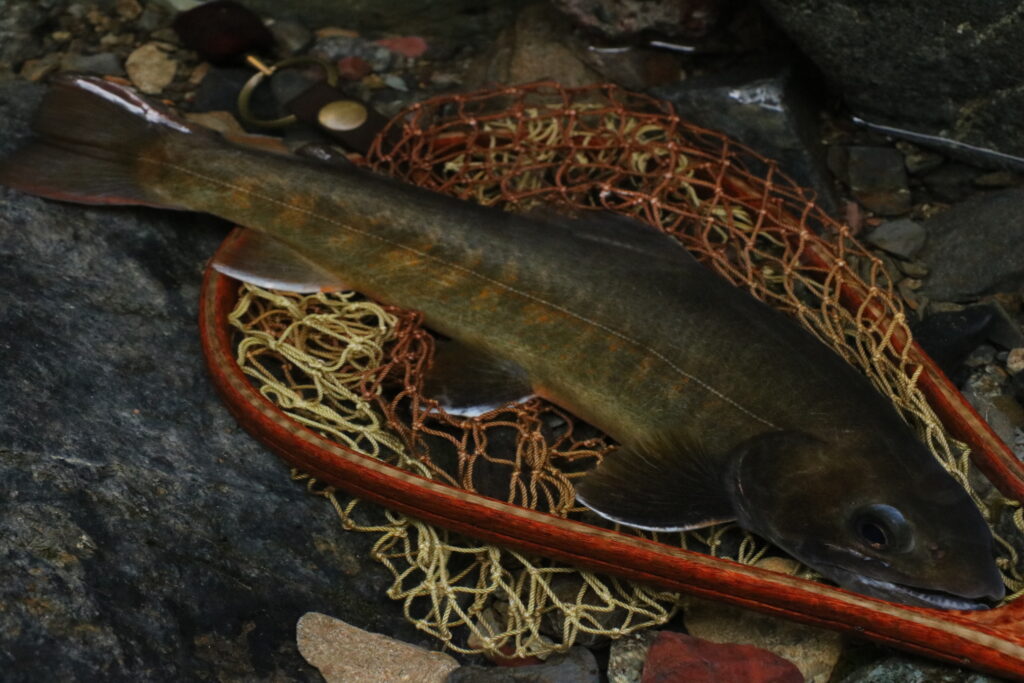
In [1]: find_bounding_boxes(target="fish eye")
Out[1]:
[852,504,912,552]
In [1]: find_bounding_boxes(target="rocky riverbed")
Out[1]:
[2,1,1023,681]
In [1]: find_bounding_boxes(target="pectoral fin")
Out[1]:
[575,437,735,532]
[212,228,351,293]
[423,339,534,417]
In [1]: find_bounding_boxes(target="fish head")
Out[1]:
[727,431,1005,610]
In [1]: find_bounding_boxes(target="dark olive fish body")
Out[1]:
[0,76,1004,609]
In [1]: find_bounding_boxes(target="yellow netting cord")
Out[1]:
[227,83,1024,658]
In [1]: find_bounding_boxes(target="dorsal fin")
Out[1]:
[211,228,351,293]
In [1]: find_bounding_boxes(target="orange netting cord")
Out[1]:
[228,82,1024,657]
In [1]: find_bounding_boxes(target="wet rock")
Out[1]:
[61,51,125,77]
[338,55,373,81]
[172,0,274,65]
[448,647,600,682]
[115,0,142,21]
[758,0,1024,169]
[838,655,1005,683]
[19,53,62,82]
[974,170,1020,189]
[297,612,459,682]
[136,2,171,34]
[683,582,842,683]
[578,46,683,92]
[912,307,995,378]
[919,189,1024,301]
[981,299,1024,350]
[640,631,802,683]
[0,76,428,680]
[184,110,247,136]
[921,162,980,203]
[377,36,430,59]
[269,19,313,56]
[465,3,602,89]
[1007,348,1024,375]
[840,146,911,215]
[125,42,178,94]
[0,0,53,65]
[866,218,925,260]
[899,143,944,175]
[651,60,836,211]
[313,35,397,72]
[238,0,517,58]
[607,631,658,683]
[962,364,1024,459]
[552,0,725,40]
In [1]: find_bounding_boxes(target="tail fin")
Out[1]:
[0,74,207,207]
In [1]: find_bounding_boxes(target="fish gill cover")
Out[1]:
[226,82,1024,657]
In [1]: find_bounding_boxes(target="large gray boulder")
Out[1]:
[0,78,429,680]
[759,0,1024,167]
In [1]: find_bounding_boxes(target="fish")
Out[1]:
[0,75,1005,610]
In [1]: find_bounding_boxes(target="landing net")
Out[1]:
[228,82,1024,657]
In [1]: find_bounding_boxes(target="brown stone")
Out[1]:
[640,631,802,683]
[296,612,459,682]
[125,43,177,95]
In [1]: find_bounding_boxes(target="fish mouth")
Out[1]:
[845,574,993,611]
[813,562,998,611]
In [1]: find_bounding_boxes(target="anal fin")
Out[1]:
[212,228,351,293]
[575,437,735,532]
[423,339,534,417]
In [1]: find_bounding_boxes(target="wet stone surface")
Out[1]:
[0,76,428,680]
[918,189,1024,301]
[652,59,837,211]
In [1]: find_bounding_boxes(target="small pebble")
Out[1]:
[136,3,169,33]
[125,42,178,94]
[898,143,944,175]
[316,26,360,39]
[1007,348,1024,375]
[383,73,409,92]
[608,631,658,683]
[184,110,246,136]
[61,52,125,76]
[974,170,1020,188]
[450,647,599,682]
[19,54,62,82]
[376,35,429,58]
[150,28,180,45]
[116,0,143,20]
[338,55,373,80]
[296,612,459,682]
[846,146,911,215]
[270,19,313,55]
[896,260,930,278]
[866,218,926,259]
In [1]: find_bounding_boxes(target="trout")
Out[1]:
[0,75,1004,609]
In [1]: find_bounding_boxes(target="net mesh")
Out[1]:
[227,82,1024,658]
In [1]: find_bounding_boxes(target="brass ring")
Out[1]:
[237,56,340,128]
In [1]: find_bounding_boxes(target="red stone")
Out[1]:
[337,56,373,81]
[375,36,429,58]
[641,631,803,683]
